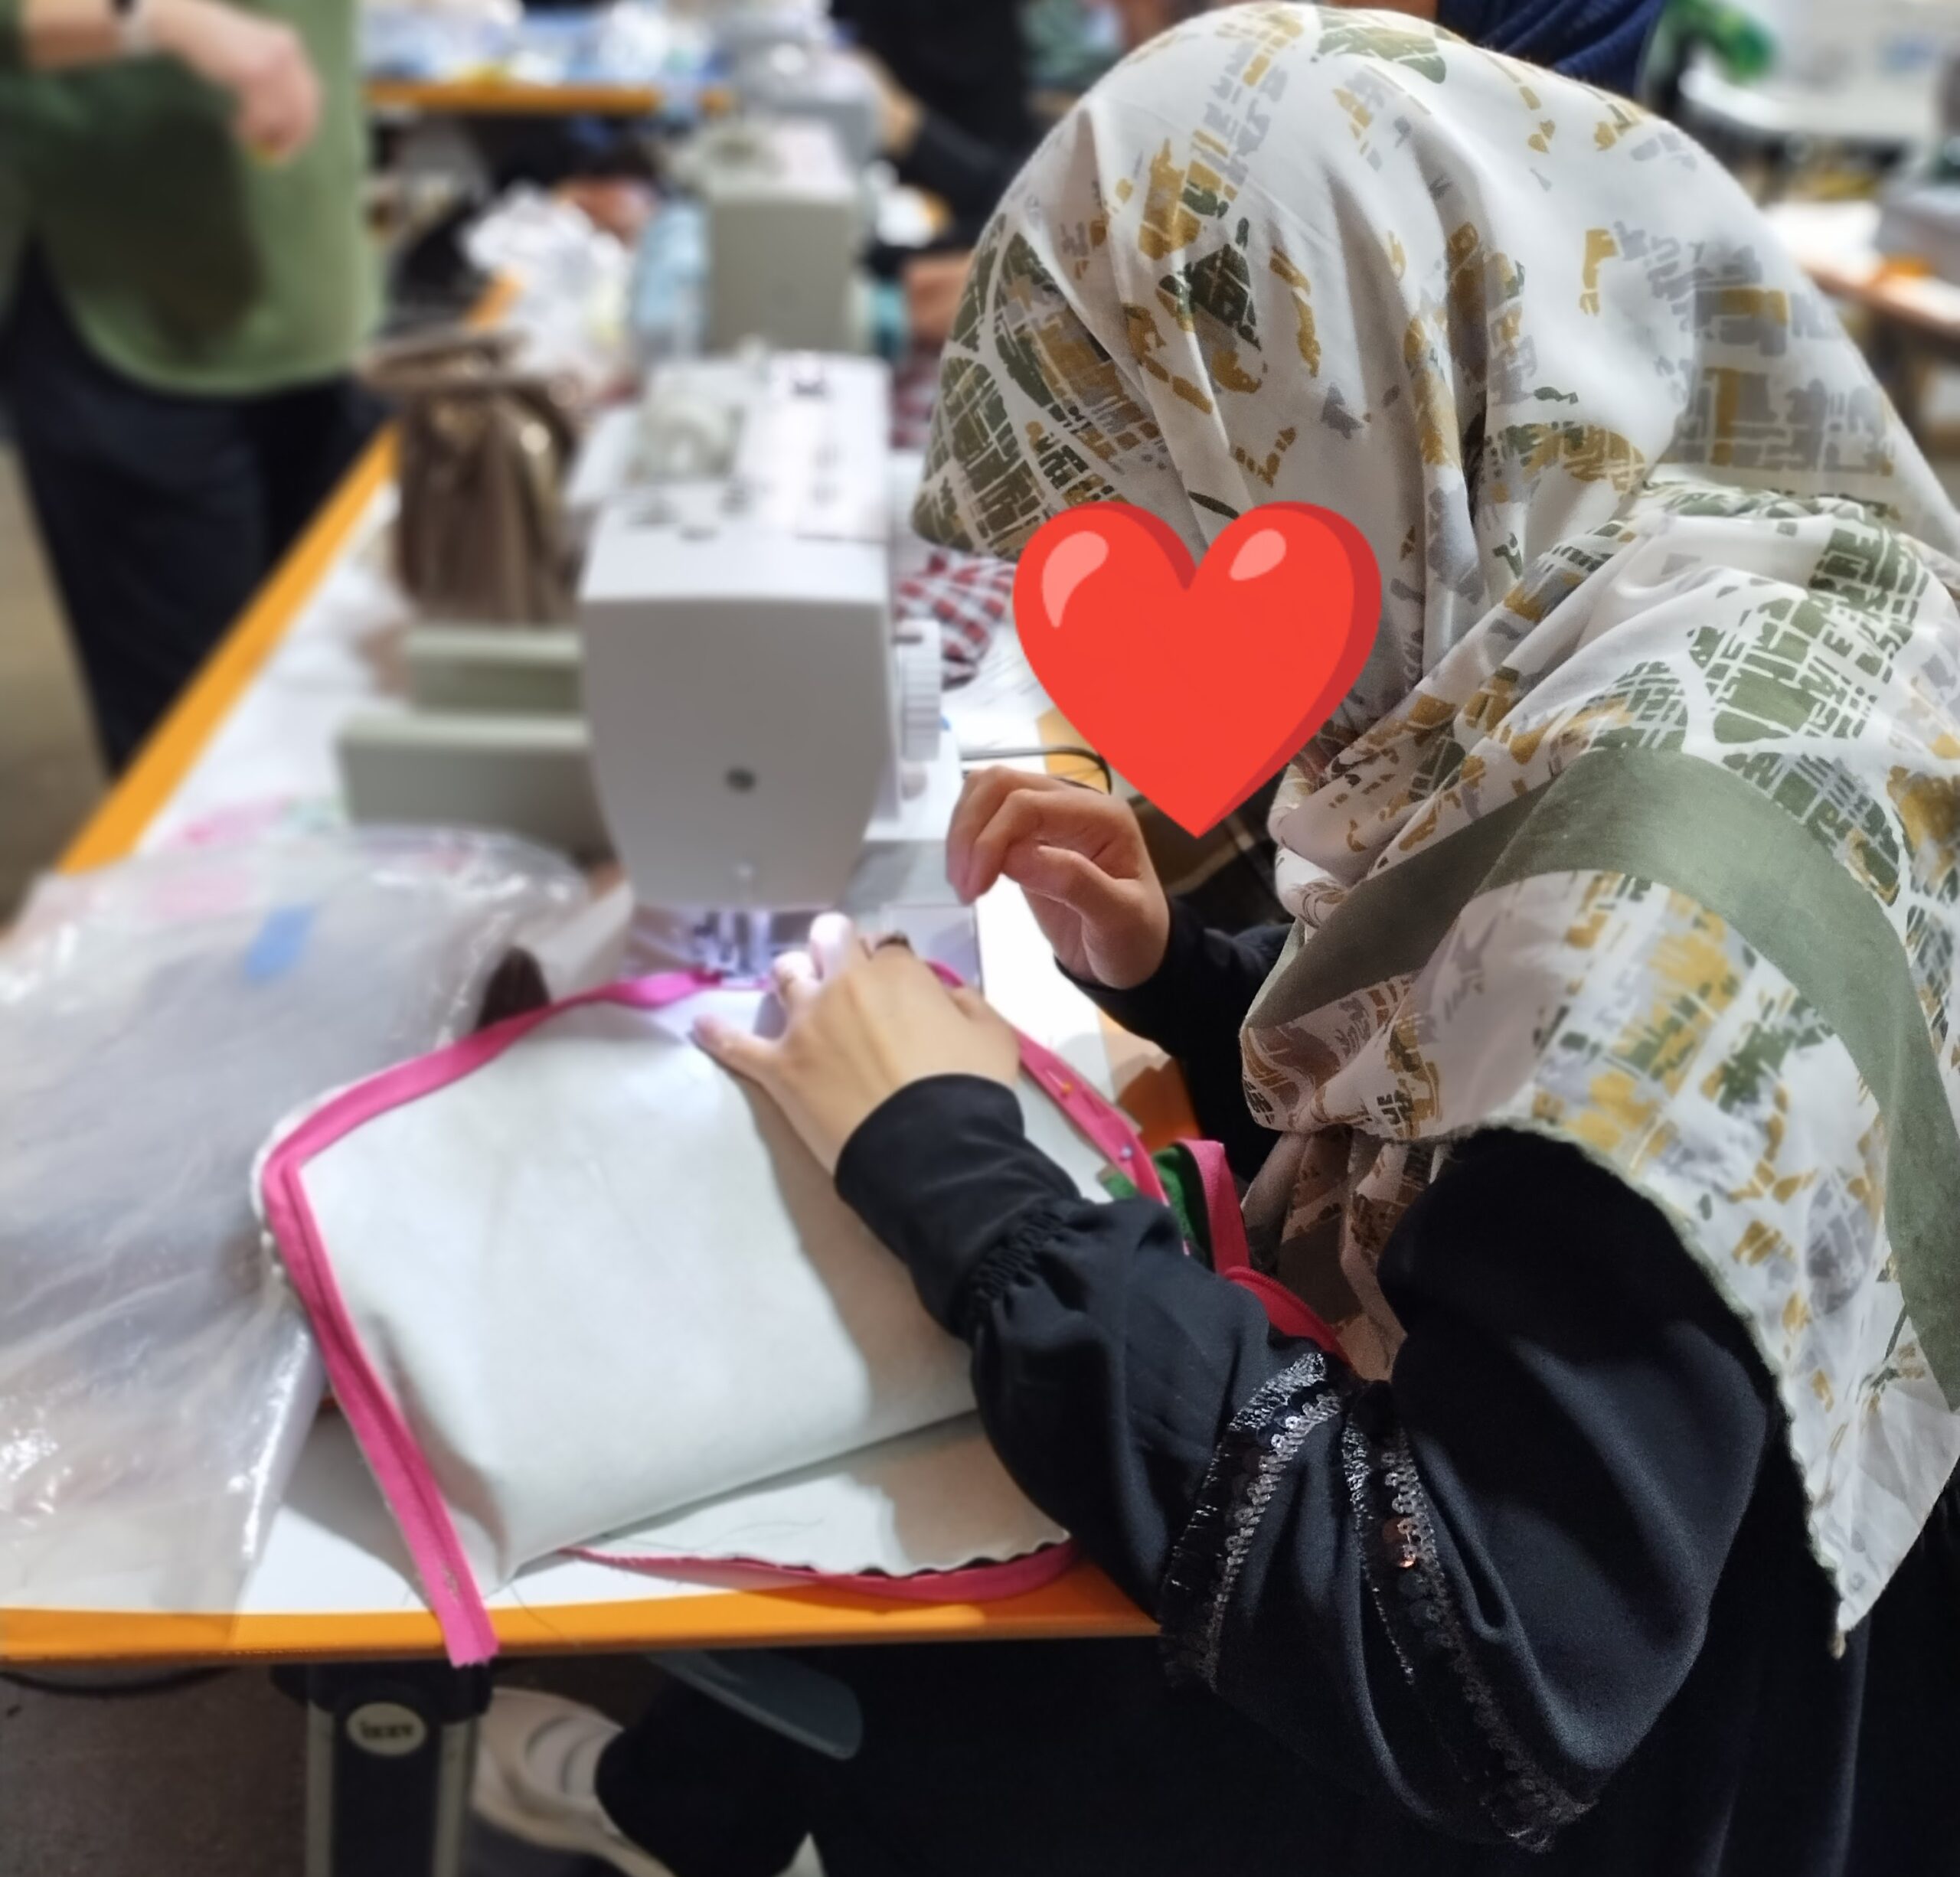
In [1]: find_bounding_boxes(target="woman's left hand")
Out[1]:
[693,915,1020,1174]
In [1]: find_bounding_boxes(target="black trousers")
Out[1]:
[593,1640,1321,1877]
[0,251,381,774]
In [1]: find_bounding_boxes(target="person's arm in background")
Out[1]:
[852,47,1029,243]
[2,0,319,157]
[838,0,1035,240]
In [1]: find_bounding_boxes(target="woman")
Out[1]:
[485,11,1960,1873]
[1,0,374,773]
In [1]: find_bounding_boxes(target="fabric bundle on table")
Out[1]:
[256,971,1166,1662]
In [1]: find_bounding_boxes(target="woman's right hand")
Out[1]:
[947,769,1172,990]
[152,0,322,161]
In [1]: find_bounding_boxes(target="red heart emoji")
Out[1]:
[1012,502,1380,837]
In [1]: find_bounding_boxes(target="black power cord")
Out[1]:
[959,743,1114,791]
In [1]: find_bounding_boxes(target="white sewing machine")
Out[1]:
[723,34,881,171]
[580,348,965,971]
[665,116,869,355]
[339,345,962,968]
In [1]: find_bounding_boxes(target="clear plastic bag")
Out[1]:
[0,831,584,1611]
[463,187,637,401]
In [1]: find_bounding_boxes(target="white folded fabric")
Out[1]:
[260,971,1151,1661]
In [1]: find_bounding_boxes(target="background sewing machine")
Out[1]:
[1874,44,1960,276]
[336,103,875,856]
[668,115,870,355]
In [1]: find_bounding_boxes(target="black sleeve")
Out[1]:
[837,1086,1774,1851]
[832,0,1032,147]
[1066,899,1290,1177]
[830,0,1032,230]
[896,112,1030,231]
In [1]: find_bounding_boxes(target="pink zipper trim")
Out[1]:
[261,966,1161,1666]
[1178,1138,1348,1356]
[261,969,720,1666]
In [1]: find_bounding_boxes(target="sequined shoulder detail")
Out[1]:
[1342,1410,1592,1849]
[1160,1350,1348,1688]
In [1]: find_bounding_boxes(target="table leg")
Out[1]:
[285,1660,492,1877]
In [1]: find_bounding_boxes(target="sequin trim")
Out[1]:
[1161,1350,1348,1688]
[1341,1417,1592,1850]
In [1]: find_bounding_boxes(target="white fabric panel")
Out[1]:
[296,989,1111,1586]
[583,1414,1067,1577]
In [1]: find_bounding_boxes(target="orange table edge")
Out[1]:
[2,1570,1153,1669]
[366,79,665,118]
[26,321,1163,1663]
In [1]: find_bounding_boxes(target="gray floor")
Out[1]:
[0,1670,307,1877]
[0,1657,678,1877]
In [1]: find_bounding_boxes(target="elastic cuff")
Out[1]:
[835,1075,1080,1333]
[1058,896,1207,1037]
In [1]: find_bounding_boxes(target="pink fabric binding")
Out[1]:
[261,970,721,1666]
[263,962,1344,1666]
[260,967,1165,1666]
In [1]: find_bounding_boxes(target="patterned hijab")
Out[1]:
[916,3,1960,1632]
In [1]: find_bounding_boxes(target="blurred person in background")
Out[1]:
[835,0,1042,349]
[0,0,375,774]
[838,0,1037,246]
[1116,0,1668,95]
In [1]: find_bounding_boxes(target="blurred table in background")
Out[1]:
[1769,199,1960,442]
[362,2,718,123]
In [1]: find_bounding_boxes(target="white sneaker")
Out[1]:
[471,1687,678,1877]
